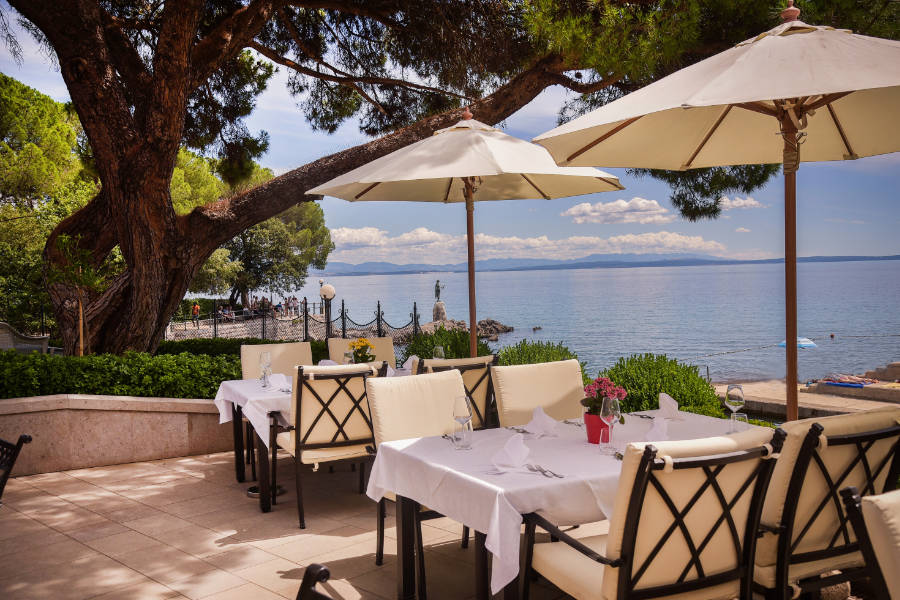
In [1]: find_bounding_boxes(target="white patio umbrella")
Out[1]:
[533,1,900,419]
[307,110,623,356]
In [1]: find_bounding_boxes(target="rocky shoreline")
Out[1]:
[419,318,514,341]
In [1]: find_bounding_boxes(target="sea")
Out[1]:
[287,260,900,383]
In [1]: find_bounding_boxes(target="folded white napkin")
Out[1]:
[385,365,396,377]
[659,392,683,420]
[317,359,339,366]
[402,355,418,370]
[525,406,559,437]
[265,373,291,391]
[644,416,669,441]
[491,433,530,472]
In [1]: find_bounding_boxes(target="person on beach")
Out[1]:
[191,302,200,328]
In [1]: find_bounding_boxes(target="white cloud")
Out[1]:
[719,196,764,210]
[735,227,751,233]
[561,197,675,224]
[328,227,726,263]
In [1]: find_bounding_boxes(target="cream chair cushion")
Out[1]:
[278,364,373,464]
[757,407,900,569]
[328,336,396,368]
[420,355,495,428]
[861,489,900,598]
[531,428,773,600]
[241,342,313,379]
[491,359,584,426]
[366,370,465,445]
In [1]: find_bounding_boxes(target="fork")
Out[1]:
[505,426,528,434]
[563,419,584,428]
[527,464,564,478]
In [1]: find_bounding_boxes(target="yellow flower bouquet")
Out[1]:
[349,338,375,364]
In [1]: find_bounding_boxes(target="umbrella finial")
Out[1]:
[781,0,800,22]
[462,106,473,120]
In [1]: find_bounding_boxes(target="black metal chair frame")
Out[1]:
[269,366,377,529]
[839,486,892,600]
[419,355,500,429]
[754,422,900,600]
[296,563,333,599]
[521,429,786,600]
[0,434,32,505]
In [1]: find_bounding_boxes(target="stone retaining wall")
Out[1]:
[0,395,232,476]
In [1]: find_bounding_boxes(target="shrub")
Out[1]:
[0,350,240,400]
[398,327,491,364]
[600,353,724,418]
[498,340,588,383]
[156,337,328,364]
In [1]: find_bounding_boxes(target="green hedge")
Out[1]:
[398,327,491,364]
[600,353,724,418]
[498,340,588,384]
[156,337,328,363]
[0,350,240,400]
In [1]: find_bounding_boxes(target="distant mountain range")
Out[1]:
[311,253,900,276]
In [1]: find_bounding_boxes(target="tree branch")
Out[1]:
[546,72,623,94]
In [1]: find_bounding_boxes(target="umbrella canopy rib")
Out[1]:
[520,174,550,200]
[683,105,733,169]
[826,104,857,158]
[442,178,453,203]
[565,116,643,164]
[355,182,381,200]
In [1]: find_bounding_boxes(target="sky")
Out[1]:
[2,10,899,266]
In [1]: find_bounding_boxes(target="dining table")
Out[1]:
[213,362,416,511]
[366,410,757,600]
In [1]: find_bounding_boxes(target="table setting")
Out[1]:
[367,399,758,597]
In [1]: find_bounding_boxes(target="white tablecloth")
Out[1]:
[214,376,292,448]
[366,411,748,593]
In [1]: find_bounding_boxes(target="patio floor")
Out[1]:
[1,452,571,600]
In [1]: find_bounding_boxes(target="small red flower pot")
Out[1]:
[584,413,610,444]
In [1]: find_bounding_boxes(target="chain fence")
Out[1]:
[165,299,421,343]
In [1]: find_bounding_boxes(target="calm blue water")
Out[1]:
[289,260,900,382]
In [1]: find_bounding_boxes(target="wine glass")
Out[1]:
[599,397,621,456]
[259,351,272,388]
[433,345,445,359]
[451,395,473,450]
[343,350,354,365]
[733,413,750,432]
[725,384,745,432]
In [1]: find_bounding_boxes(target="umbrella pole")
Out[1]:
[465,178,478,358]
[782,115,800,421]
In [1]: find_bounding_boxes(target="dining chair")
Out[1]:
[327,336,397,368]
[366,369,469,599]
[271,363,375,529]
[840,486,896,599]
[418,355,498,429]
[0,433,32,504]
[753,407,900,600]
[491,359,584,427]
[295,563,333,599]
[239,341,314,478]
[240,341,314,378]
[521,427,786,600]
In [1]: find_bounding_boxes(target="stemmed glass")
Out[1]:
[451,395,473,450]
[433,345,445,359]
[599,396,621,456]
[342,350,354,365]
[258,351,272,388]
[725,384,745,432]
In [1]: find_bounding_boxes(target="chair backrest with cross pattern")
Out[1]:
[286,364,375,454]
[419,355,497,429]
[0,434,32,503]
[601,427,785,600]
[756,407,900,590]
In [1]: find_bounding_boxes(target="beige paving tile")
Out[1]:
[0,537,98,579]
[25,503,111,532]
[103,503,169,524]
[0,511,56,541]
[165,569,246,600]
[123,512,195,537]
[310,540,395,581]
[231,557,306,598]
[151,523,236,557]
[316,577,391,600]
[199,582,285,600]
[116,544,218,585]
[97,472,196,493]
[84,529,166,557]
[158,490,243,519]
[66,462,170,484]
[0,525,70,556]
[89,577,183,600]
[204,546,281,572]
[67,520,132,543]
[266,526,375,564]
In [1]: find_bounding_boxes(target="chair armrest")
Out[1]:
[525,513,622,567]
